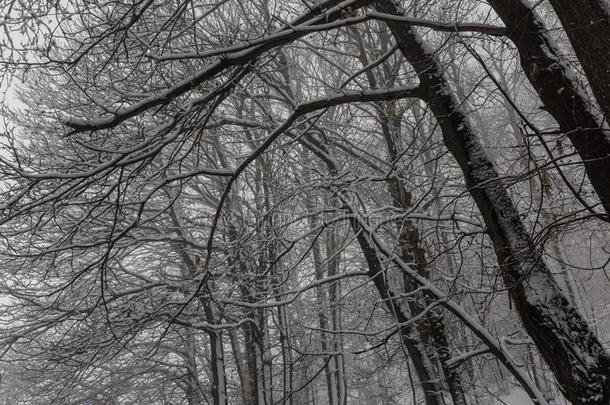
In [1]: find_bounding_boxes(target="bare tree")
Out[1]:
[2,1,610,404]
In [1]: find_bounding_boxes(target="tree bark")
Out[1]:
[349,29,467,403]
[546,0,610,122]
[324,198,348,405]
[205,303,228,405]
[305,141,445,405]
[166,202,227,405]
[184,329,202,405]
[229,329,251,405]
[375,1,610,404]
[311,218,339,405]
[383,105,468,405]
[487,0,610,217]
[351,222,447,405]
[298,131,548,404]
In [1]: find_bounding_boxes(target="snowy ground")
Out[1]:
[496,389,534,405]
[495,388,569,405]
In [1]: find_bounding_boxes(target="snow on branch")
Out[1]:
[62,0,367,133]
[61,0,502,135]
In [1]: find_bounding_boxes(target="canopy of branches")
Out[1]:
[0,1,609,404]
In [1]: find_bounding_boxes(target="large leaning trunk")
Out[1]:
[486,0,610,217]
[348,27,467,404]
[546,0,610,122]
[351,220,446,405]
[388,150,469,405]
[305,138,446,405]
[274,47,444,405]
[380,103,469,405]
[375,1,610,404]
[288,103,546,403]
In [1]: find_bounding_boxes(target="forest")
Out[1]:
[0,0,609,404]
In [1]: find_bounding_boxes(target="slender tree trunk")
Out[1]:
[236,253,268,405]
[261,158,295,405]
[244,316,263,405]
[304,165,341,405]
[230,329,252,404]
[375,2,610,403]
[259,309,273,405]
[387,127,467,405]
[274,303,293,405]
[546,0,610,122]
[184,329,202,405]
[324,197,348,405]
[205,303,228,405]
[166,203,227,405]
[487,0,610,217]
[214,135,270,405]
[313,234,339,405]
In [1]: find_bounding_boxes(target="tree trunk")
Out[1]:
[243,317,264,405]
[313,231,339,405]
[349,28,467,404]
[304,163,341,405]
[546,0,610,122]
[263,160,295,405]
[351,224,446,405]
[205,303,228,405]
[230,329,251,405]
[305,143,445,405]
[299,130,547,404]
[384,111,468,405]
[487,0,610,217]
[325,199,348,405]
[184,329,202,405]
[214,141,270,405]
[375,1,610,403]
[166,203,227,405]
